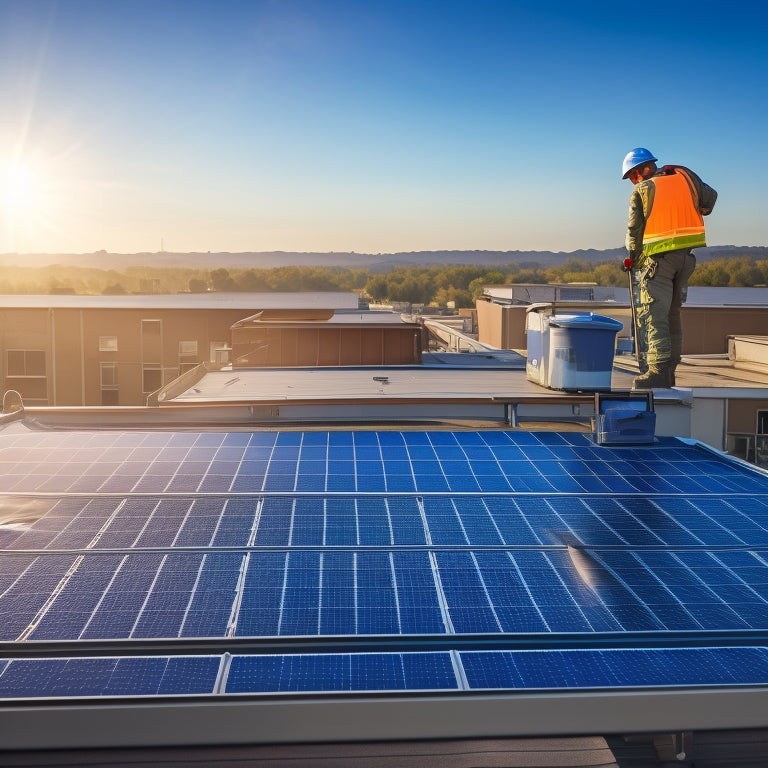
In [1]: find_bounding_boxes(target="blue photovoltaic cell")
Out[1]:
[172,498,226,547]
[29,554,125,640]
[132,553,205,638]
[225,652,458,693]
[386,497,427,545]
[79,554,166,639]
[157,656,222,694]
[0,555,80,641]
[0,554,35,593]
[8,644,766,699]
[210,498,259,546]
[6,497,117,551]
[134,499,194,548]
[236,551,288,636]
[4,427,768,700]
[103,657,174,695]
[0,656,220,698]
[357,497,395,545]
[180,553,244,638]
[235,548,449,638]
[0,659,115,698]
[460,647,768,690]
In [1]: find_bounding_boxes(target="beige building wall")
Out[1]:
[681,306,768,355]
[50,309,85,406]
[726,398,768,435]
[0,308,53,405]
[475,299,528,350]
[1,304,422,407]
[478,301,768,357]
[1,307,249,406]
[231,324,422,367]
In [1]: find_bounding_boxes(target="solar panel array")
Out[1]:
[2,425,768,699]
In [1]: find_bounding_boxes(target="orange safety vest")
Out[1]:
[642,169,706,258]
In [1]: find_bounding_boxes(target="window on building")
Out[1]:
[757,410,768,467]
[5,350,47,403]
[142,365,162,394]
[210,341,229,364]
[141,319,162,363]
[7,350,46,377]
[100,362,119,406]
[178,340,200,375]
[99,336,118,352]
[100,362,118,388]
[179,340,198,356]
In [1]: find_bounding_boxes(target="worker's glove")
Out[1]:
[622,257,634,272]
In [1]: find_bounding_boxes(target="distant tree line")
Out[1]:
[0,257,765,305]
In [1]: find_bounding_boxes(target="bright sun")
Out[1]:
[3,163,42,216]
[1,153,65,251]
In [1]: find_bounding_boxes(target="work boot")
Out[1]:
[632,363,671,390]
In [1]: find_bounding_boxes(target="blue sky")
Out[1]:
[1,0,766,255]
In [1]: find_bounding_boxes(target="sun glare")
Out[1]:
[1,153,67,252]
[3,163,42,215]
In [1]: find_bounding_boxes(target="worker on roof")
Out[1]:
[621,148,717,389]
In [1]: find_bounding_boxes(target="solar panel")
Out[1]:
[0,656,221,698]
[3,427,768,704]
[5,645,768,699]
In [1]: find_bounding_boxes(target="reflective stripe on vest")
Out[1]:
[642,170,706,258]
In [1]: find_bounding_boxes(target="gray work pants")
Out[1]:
[633,249,696,369]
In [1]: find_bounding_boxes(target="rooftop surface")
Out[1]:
[157,355,768,408]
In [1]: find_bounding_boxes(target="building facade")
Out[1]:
[0,293,359,406]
